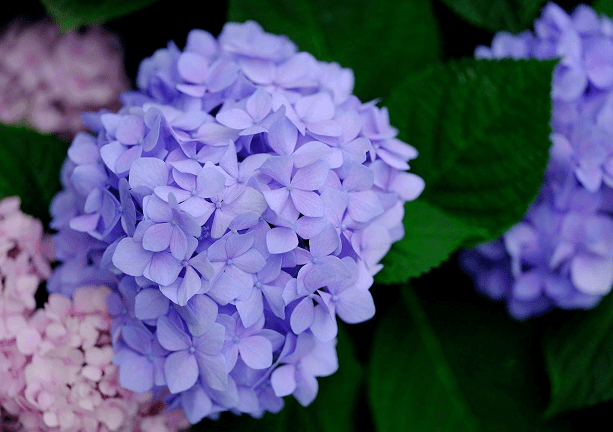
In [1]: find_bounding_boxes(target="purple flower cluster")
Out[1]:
[49,21,424,422]
[461,3,613,319]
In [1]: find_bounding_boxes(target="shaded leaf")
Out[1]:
[376,200,486,285]
[40,0,161,31]
[438,0,547,33]
[228,0,441,101]
[368,282,572,432]
[0,124,66,224]
[594,0,613,19]
[543,291,613,417]
[387,58,555,244]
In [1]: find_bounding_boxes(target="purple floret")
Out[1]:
[48,20,425,421]
[462,2,613,319]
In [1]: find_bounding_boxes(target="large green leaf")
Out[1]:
[543,292,613,417]
[40,0,161,31]
[376,58,555,284]
[369,283,572,432]
[594,0,613,19]
[228,0,441,102]
[375,200,486,285]
[0,124,66,224]
[387,58,555,244]
[195,324,362,432]
[438,0,548,33]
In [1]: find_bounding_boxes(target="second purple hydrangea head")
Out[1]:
[48,20,425,422]
[462,2,613,319]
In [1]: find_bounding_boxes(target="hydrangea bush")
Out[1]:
[461,2,613,319]
[0,197,189,431]
[0,19,129,140]
[48,21,425,422]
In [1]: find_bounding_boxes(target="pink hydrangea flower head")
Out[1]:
[0,197,54,341]
[0,198,189,430]
[0,19,130,140]
[3,285,190,432]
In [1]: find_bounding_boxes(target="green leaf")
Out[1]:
[376,58,555,284]
[594,0,613,19]
[368,284,573,432]
[438,0,547,33]
[40,0,161,32]
[228,0,441,102]
[194,324,362,432]
[543,292,613,417]
[0,124,66,224]
[375,200,485,285]
[387,58,555,243]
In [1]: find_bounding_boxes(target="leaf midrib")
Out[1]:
[402,287,482,432]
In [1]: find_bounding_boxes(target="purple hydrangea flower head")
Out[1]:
[462,2,613,319]
[49,20,425,421]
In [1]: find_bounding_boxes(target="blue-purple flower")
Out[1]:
[48,20,425,422]
[462,2,613,319]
